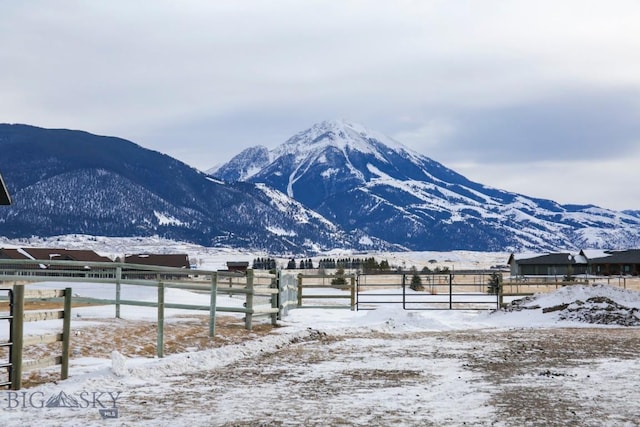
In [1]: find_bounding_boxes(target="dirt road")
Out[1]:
[114,327,640,426]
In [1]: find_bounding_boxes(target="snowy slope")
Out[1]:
[0,124,396,254]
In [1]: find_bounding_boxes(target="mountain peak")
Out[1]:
[313,119,368,134]
[277,119,408,159]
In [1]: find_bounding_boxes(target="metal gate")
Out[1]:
[356,272,500,311]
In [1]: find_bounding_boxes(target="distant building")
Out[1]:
[508,252,588,277]
[123,253,191,279]
[124,253,190,269]
[585,249,640,276]
[0,248,32,270]
[509,249,640,277]
[20,248,112,263]
[226,261,249,273]
[0,247,113,276]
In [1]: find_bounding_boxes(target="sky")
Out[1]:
[1,1,640,210]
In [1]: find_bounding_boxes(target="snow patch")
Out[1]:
[266,226,297,237]
[153,211,185,226]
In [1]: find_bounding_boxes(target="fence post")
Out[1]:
[402,274,406,310]
[115,266,122,319]
[11,284,24,390]
[245,269,254,331]
[61,287,72,380]
[355,274,360,311]
[270,271,279,325]
[157,276,165,358]
[297,274,302,307]
[350,275,356,311]
[209,272,218,337]
[448,274,453,310]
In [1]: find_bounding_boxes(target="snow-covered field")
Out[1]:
[0,234,511,271]
[1,237,640,426]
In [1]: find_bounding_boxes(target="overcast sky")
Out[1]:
[2,1,640,210]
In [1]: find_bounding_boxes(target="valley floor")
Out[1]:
[2,321,640,426]
[2,279,640,426]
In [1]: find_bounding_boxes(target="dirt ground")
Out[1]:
[457,328,640,426]
[3,313,640,425]
[102,324,640,426]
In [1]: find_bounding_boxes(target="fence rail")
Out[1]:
[5,284,72,390]
[0,259,279,363]
[295,274,356,310]
[356,273,500,310]
[3,259,637,389]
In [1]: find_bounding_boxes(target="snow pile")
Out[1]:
[504,283,640,326]
[111,351,128,377]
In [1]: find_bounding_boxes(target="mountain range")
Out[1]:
[0,123,388,254]
[1,121,639,254]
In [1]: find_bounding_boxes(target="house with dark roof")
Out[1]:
[509,249,640,277]
[508,252,588,277]
[0,248,33,271]
[20,248,112,263]
[585,249,640,276]
[0,247,113,276]
[123,253,191,279]
[226,261,249,273]
[124,254,190,269]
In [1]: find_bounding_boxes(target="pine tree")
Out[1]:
[409,266,424,291]
[487,272,502,295]
[331,266,347,286]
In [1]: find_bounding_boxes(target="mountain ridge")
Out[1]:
[2,121,639,253]
[0,123,392,254]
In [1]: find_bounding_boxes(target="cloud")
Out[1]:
[1,0,640,209]
[397,89,640,164]
[450,152,640,211]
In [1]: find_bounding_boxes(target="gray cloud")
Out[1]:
[398,89,640,164]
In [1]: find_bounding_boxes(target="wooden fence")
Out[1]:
[0,259,278,363]
[5,285,72,390]
[0,287,13,388]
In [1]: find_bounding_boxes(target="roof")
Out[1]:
[125,254,190,269]
[0,248,30,260]
[515,252,587,265]
[226,261,249,272]
[579,249,610,259]
[226,261,249,267]
[17,248,112,263]
[0,171,10,205]
[588,249,640,264]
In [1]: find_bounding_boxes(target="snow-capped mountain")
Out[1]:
[0,124,393,254]
[212,120,640,251]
